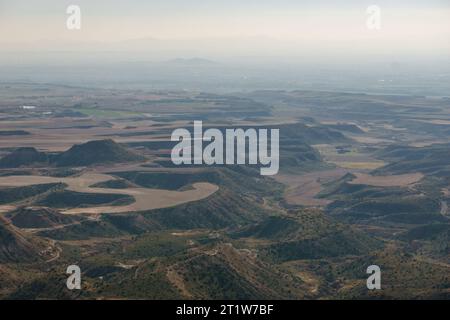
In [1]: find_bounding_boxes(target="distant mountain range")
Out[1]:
[164,58,218,65]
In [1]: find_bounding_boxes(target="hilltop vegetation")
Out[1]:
[374,144,450,176]
[0,147,48,168]
[0,140,145,169]
[0,183,64,205]
[6,207,83,229]
[36,190,134,209]
[234,210,381,262]
[52,139,145,167]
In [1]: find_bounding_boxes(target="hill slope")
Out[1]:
[0,147,48,168]
[0,217,42,263]
[52,139,145,167]
[6,207,83,229]
[235,209,382,262]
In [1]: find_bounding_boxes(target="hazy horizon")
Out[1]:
[1,1,449,58]
[0,1,449,95]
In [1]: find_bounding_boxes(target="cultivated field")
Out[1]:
[275,168,348,206]
[348,172,424,187]
[0,173,218,214]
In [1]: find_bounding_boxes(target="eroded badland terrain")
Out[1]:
[0,84,449,299]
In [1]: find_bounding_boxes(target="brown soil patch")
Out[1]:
[275,169,348,206]
[349,172,423,187]
[0,173,218,215]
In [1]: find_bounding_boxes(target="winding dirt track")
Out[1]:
[0,173,218,215]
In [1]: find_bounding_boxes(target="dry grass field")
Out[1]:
[313,144,386,170]
[275,168,348,206]
[331,161,385,170]
[0,173,218,215]
[348,172,424,187]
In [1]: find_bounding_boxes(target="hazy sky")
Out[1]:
[0,0,449,58]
